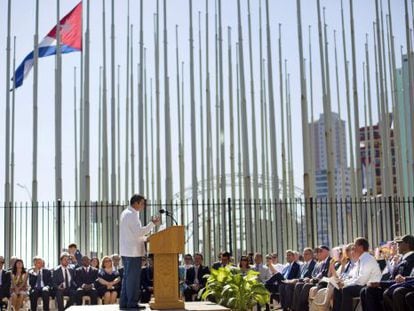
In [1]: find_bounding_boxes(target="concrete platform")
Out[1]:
[67,302,230,311]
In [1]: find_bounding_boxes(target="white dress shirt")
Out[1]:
[119,206,155,257]
[61,266,71,288]
[344,252,382,287]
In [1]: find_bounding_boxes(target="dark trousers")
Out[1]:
[406,291,414,311]
[184,287,201,301]
[383,286,414,311]
[332,285,363,311]
[291,282,305,311]
[140,289,153,303]
[360,286,383,311]
[30,288,50,311]
[120,256,142,309]
[55,288,75,311]
[279,282,295,309]
[75,288,98,305]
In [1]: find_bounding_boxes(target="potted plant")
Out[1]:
[200,267,270,311]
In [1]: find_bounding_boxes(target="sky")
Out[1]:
[0,0,409,203]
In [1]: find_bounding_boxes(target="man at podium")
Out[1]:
[119,194,160,310]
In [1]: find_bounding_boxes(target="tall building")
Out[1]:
[310,112,351,198]
[309,112,350,245]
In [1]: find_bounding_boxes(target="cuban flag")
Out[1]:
[13,1,82,89]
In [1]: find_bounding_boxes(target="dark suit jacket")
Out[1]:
[52,266,77,290]
[141,266,153,290]
[392,253,414,278]
[0,270,11,297]
[74,266,98,288]
[28,268,52,290]
[185,265,210,287]
[286,262,301,280]
[300,260,316,279]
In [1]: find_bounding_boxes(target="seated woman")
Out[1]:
[10,259,28,311]
[90,257,100,269]
[239,255,251,276]
[96,256,121,304]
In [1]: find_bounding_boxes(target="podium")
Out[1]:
[148,226,185,309]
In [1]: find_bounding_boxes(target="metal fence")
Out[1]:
[1,197,413,268]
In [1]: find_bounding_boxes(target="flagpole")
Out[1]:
[144,49,150,211]
[124,0,130,203]
[340,0,356,200]
[150,78,155,202]
[259,0,266,203]
[155,0,161,203]
[102,0,109,201]
[198,13,205,205]
[84,0,90,203]
[98,67,102,201]
[55,0,63,201]
[32,0,39,205]
[228,26,237,259]
[164,0,173,216]
[11,36,16,205]
[117,64,121,204]
[139,0,145,198]
[238,0,252,252]
[308,25,316,199]
[130,25,135,194]
[406,0,414,194]
[74,67,79,202]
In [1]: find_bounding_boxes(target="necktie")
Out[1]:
[301,263,308,277]
[194,266,199,284]
[283,264,291,279]
[36,271,42,289]
[64,269,69,289]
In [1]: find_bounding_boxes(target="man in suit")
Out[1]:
[29,256,52,311]
[184,253,210,301]
[279,247,316,310]
[382,267,414,311]
[68,244,82,269]
[0,256,11,310]
[212,252,231,270]
[74,256,99,305]
[292,245,331,311]
[53,252,77,311]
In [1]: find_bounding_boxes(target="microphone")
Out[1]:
[159,209,178,226]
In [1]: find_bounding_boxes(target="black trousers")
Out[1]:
[383,286,414,311]
[279,282,295,309]
[75,288,98,305]
[332,285,363,311]
[55,288,76,311]
[30,288,50,311]
[360,286,383,311]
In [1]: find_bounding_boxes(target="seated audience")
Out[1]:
[111,254,124,295]
[212,251,231,270]
[90,257,100,269]
[75,256,99,305]
[10,259,28,311]
[140,255,154,303]
[0,256,11,310]
[53,252,77,311]
[332,237,382,311]
[252,253,271,284]
[382,267,414,311]
[97,256,121,304]
[279,247,316,310]
[238,255,251,276]
[29,256,52,311]
[184,253,210,301]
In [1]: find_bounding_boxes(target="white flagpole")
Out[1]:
[110,0,117,202]
[130,25,135,194]
[74,67,79,202]
[55,0,62,201]
[199,13,205,204]
[98,67,102,201]
[83,0,91,202]
[11,36,16,205]
[102,0,109,201]
[164,0,173,211]
[155,0,161,202]
[308,25,316,199]
[32,0,39,204]
[4,0,11,214]
[124,0,130,202]
[139,0,145,196]
[117,64,121,203]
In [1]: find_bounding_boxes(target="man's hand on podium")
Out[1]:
[151,215,161,225]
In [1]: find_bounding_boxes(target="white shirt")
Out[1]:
[61,266,71,288]
[119,206,155,257]
[344,252,382,287]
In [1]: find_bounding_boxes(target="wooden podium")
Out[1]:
[148,226,185,309]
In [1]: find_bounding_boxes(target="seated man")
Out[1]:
[212,252,231,270]
[383,266,414,310]
[279,247,316,310]
[140,255,154,303]
[53,252,77,311]
[0,256,11,310]
[291,245,331,311]
[265,250,300,298]
[75,256,99,305]
[361,234,414,310]
[332,237,382,311]
[252,253,271,284]
[184,253,210,301]
[28,256,52,311]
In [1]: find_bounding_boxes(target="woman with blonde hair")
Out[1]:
[97,256,121,304]
[10,259,28,311]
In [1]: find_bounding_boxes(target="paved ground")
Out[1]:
[67,302,230,311]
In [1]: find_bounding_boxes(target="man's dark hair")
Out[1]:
[194,252,203,259]
[184,253,193,259]
[355,237,369,251]
[68,243,77,249]
[130,194,146,206]
[222,251,231,258]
